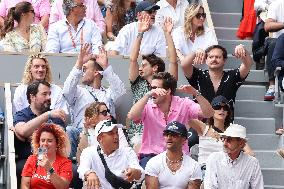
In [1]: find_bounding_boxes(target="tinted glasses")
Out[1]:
[195,12,206,19]
[213,105,230,111]
[163,131,181,138]
[220,136,239,143]
[99,109,110,116]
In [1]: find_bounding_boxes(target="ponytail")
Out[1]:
[0,7,16,38]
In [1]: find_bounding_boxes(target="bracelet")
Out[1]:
[137,32,144,38]
[195,91,201,97]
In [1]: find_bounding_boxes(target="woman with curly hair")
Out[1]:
[0,1,47,52]
[13,54,67,114]
[105,0,136,41]
[172,3,217,61]
[21,123,73,189]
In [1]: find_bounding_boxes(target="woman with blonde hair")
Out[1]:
[13,54,67,114]
[172,3,217,61]
[21,123,73,189]
[0,1,47,52]
[76,101,128,164]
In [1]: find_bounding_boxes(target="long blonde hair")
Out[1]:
[22,54,52,85]
[184,3,205,39]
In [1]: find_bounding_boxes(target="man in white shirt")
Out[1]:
[63,44,126,157]
[78,120,144,188]
[46,0,102,54]
[155,0,189,29]
[145,121,202,189]
[109,0,166,57]
[204,124,264,189]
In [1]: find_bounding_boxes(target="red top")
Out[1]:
[21,154,73,189]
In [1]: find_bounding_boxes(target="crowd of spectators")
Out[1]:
[0,0,277,188]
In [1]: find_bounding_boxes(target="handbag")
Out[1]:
[97,146,137,189]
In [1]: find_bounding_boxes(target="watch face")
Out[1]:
[49,168,55,174]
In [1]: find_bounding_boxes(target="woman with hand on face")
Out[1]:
[76,102,129,164]
[0,1,47,52]
[21,123,72,189]
[188,96,254,180]
[172,3,217,62]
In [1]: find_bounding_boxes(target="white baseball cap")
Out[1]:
[220,123,247,139]
[94,120,122,138]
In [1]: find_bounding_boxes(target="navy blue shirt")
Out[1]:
[13,106,65,160]
[272,33,284,69]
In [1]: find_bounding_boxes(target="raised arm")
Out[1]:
[188,119,207,136]
[234,44,254,79]
[177,85,214,118]
[129,14,151,82]
[105,8,116,40]
[163,17,178,80]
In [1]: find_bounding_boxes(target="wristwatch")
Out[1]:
[48,167,55,175]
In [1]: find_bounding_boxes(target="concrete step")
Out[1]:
[262,168,284,186]
[265,185,284,189]
[236,85,266,101]
[247,134,281,151]
[211,12,242,28]
[235,100,275,118]
[219,39,252,55]
[255,150,284,168]
[246,70,268,83]
[234,117,275,134]
[215,27,239,40]
[208,0,243,13]
[224,55,256,70]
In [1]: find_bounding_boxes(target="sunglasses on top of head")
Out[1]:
[195,12,206,19]
[99,109,110,116]
[213,105,230,111]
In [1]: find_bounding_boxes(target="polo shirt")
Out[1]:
[13,106,65,160]
[187,67,246,110]
[139,95,201,155]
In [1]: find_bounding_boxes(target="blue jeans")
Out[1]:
[66,125,82,158]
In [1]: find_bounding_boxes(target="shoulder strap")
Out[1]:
[97,146,110,171]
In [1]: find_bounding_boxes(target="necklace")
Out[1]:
[66,21,84,52]
[166,154,183,175]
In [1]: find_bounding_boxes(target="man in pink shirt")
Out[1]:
[127,72,214,168]
[0,0,50,28]
[49,0,105,34]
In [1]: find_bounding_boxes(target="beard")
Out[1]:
[40,100,51,113]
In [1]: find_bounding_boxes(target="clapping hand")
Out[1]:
[138,14,151,33]
[162,17,174,34]
[76,43,95,68]
[233,44,247,60]
[193,49,206,65]
[95,46,109,70]
[177,85,198,96]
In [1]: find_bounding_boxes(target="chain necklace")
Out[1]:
[66,21,84,52]
[166,154,183,175]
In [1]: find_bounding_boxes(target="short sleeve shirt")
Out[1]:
[145,151,202,189]
[187,67,245,110]
[22,155,72,189]
[128,76,151,139]
[13,106,65,160]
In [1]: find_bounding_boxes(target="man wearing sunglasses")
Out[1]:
[128,72,214,168]
[181,44,254,117]
[145,121,202,189]
[204,124,264,189]
[109,0,166,57]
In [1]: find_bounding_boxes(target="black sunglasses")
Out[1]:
[220,136,239,143]
[99,109,110,116]
[146,9,156,14]
[213,105,230,111]
[163,131,181,138]
[195,12,206,19]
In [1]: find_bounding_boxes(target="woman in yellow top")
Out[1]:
[0,1,47,53]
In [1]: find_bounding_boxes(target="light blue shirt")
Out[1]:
[46,18,102,54]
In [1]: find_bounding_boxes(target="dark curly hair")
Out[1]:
[142,54,165,73]
[152,72,177,95]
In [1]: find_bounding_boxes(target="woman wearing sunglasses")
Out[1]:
[76,101,128,164]
[172,3,217,62]
[0,1,47,53]
[188,96,254,181]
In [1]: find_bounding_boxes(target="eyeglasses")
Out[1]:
[28,9,35,14]
[99,109,110,116]
[213,105,230,111]
[195,12,206,19]
[146,9,156,14]
[73,3,86,8]
[220,136,239,143]
[163,131,181,138]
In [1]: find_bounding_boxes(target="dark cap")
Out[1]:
[163,121,187,138]
[211,95,230,108]
[135,1,160,15]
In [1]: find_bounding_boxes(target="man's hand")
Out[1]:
[233,44,247,60]
[76,43,95,69]
[193,49,206,65]
[124,168,141,182]
[147,88,168,98]
[162,17,174,34]
[50,109,66,123]
[177,85,198,96]
[86,172,101,189]
[138,14,151,33]
[95,47,109,70]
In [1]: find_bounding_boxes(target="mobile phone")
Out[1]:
[38,147,47,160]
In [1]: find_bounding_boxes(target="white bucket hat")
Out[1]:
[220,123,247,139]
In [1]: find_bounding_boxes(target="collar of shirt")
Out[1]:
[64,17,86,33]
[224,150,244,166]
[85,85,106,92]
[101,146,120,158]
